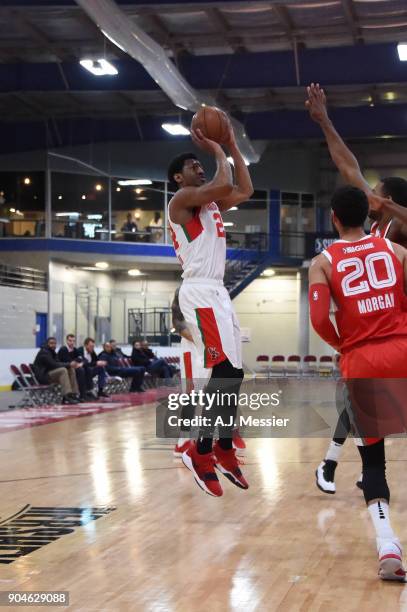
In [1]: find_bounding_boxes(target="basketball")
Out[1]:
[191,106,230,144]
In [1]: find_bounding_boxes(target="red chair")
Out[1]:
[303,355,318,376]
[286,355,301,376]
[10,365,57,406]
[270,355,285,377]
[254,355,271,377]
[319,355,335,376]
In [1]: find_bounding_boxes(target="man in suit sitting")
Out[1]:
[57,333,89,401]
[98,342,145,392]
[77,337,110,399]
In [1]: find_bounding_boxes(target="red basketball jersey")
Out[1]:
[322,235,407,352]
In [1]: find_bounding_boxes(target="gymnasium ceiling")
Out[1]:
[0,0,407,154]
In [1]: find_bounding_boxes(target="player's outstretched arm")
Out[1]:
[170,129,233,213]
[306,83,371,196]
[308,255,340,351]
[217,123,254,211]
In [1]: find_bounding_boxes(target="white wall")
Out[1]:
[233,274,299,367]
[0,287,47,349]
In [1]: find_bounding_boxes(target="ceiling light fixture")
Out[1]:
[95,261,109,269]
[23,177,31,185]
[95,184,103,191]
[262,268,276,277]
[118,179,152,186]
[397,43,407,61]
[80,58,118,76]
[162,123,190,136]
[128,269,142,277]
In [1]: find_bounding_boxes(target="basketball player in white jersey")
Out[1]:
[171,286,246,457]
[306,83,407,493]
[167,123,253,496]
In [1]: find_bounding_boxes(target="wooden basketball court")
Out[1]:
[1,390,407,611]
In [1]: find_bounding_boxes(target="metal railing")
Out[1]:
[0,264,47,291]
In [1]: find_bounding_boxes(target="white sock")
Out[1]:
[368,500,397,550]
[325,441,343,463]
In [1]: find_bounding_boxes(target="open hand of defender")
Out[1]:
[305,83,329,124]
[190,127,224,156]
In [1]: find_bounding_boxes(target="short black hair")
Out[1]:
[167,152,197,192]
[331,186,368,227]
[381,177,407,207]
[46,336,56,343]
[66,333,75,340]
[84,337,94,345]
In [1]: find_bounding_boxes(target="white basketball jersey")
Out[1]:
[168,201,226,280]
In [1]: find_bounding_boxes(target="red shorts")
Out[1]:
[341,336,407,378]
[341,336,407,444]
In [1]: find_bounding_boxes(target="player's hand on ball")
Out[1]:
[305,83,329,124]
[191,128,223,156]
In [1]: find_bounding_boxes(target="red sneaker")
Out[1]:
[213,442,249,490]
[232,429,246,450]
[182,443,223,497]
[173,439,193,458]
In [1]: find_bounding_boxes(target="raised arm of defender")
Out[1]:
[306,83,371,196]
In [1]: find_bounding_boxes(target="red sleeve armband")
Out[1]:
[309,283,340,351]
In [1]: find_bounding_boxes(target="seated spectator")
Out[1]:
[132,340,174,381]
[109,339,129,359]
[98,342,145,392]
[33,337,83,405]
[77,337,110,399]
[58,333,89,401]
[121,213,138,233]
[58,333,80,362]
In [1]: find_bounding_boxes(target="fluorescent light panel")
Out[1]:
[397,43,407,61]
[162,123,190,136]
[118,179,152,186]
[80,58,118,76]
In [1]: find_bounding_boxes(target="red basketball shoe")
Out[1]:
[173,439,193,458]
[182,443,223,497]
[232,429,246,450]
[213,442,249,490]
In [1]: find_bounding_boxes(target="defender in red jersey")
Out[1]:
[306,83,407,494]
[309,186,407,582]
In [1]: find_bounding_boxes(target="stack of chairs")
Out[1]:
[10,364,61,407]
